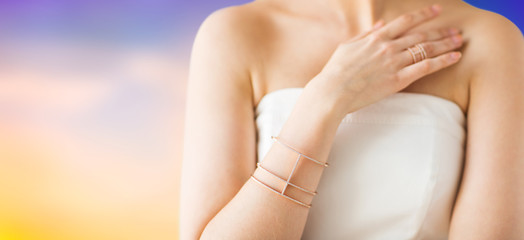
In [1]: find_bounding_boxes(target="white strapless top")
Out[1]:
[255,88,466,240]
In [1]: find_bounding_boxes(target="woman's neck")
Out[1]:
[269,0,458,33]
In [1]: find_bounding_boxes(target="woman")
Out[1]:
[181,0,524,239]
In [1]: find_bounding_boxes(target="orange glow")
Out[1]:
[0,45,187,239]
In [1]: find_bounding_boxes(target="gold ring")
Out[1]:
[407,44,427,64]
[416,44,427,60]
[407,47,418,64]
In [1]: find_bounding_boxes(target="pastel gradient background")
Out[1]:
[0,0,521,239]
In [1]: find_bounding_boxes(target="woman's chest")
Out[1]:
[250,17,471,113]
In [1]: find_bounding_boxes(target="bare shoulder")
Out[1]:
[458,3,522,36]
[454,4,524,115]
[195,2,271,56]
[459,4,524,69]
[444,3,524,104]
[190,2,274,95]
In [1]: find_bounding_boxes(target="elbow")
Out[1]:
[198,228,212,240]
[180,219,216,240]
[179,216,206,240]
[194,221,232,240]
[180,224,206,240]
[198,221,227,240]
[180,229,204,240]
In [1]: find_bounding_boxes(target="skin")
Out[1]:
[180,0,524,239]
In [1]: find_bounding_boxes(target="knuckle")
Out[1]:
[367,32,382,43]
[415,32,427,42]
[420,61,431,72]
[421,7,433,17]
[423,43,434,54]
[379,42,395,54]
[401,14,414,24]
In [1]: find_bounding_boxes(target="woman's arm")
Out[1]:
[181,5,462,239]
[449,14,524,239]
[179,7,259,239]
[180,7,345,239]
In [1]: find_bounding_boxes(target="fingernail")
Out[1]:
[450,52,461,60]
[431,4,442,14]
[452,35,462,44]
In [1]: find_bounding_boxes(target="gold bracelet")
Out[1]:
[249,135,328,208]
[271,135,329,167]
[257,162,317,196]
[250,176,311,208]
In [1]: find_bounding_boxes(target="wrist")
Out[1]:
[302,76,347,121]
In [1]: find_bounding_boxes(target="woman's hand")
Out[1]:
[308,4,463,117]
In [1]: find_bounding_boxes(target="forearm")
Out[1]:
[199,84,345,239]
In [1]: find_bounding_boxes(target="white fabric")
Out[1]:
[255,88,466,240]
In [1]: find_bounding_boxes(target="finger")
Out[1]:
[392,27,460,50]
[349,19,385,41]
[377,4,442,39]
[396,51,462,87]
[396,34,463,67]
